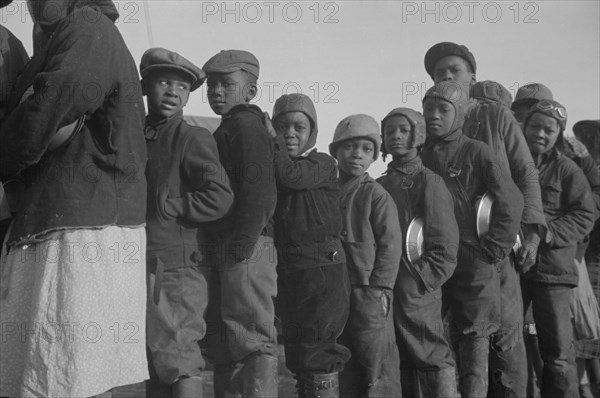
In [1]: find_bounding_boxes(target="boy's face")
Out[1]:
[335,138,375,178]
[525,112,561,155]
[433,56,475,84]
[423,98,456,138]
[383,115,414,157]
[145,70,192,120]
[206,70,256,115]
[274,111,312,157]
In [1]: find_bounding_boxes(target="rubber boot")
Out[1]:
[173,376,203,398]
[213,363,243,398]
[458,338,490,398]
[242,354,279,398]
[419,367,460,398]
[298,372,339,398]
[146,379,172,398]
[400,368,420,398]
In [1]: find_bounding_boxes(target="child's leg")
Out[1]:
[340,285,400,398]
[527,280,578,397]
[446,244,501,398]
[394,259,458,398]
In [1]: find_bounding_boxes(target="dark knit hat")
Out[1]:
[572,120,600,154]
[423,81,470,136]
[330,114,382,160]
[524,99,567,132]
[424,42,476,80]
[381,108,426,158]
[140,48,205,91]
[470,80,513,108]
[511,83,553,110]
[203,50,259,79]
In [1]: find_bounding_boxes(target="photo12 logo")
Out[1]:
[401,1,540,24]
[200,1,340,24]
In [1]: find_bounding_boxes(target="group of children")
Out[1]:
[1,3,598,396]
[140,41,598,398]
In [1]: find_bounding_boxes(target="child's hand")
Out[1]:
[516,232,540,274]
[263,112,277,138]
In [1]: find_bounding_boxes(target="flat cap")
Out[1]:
[140,47,205,91]
[203,49,259,78]
[424,42,476,80]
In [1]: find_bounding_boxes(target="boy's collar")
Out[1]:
[222,103,262,118]
[145,111,183,140]
[297,146,316,158]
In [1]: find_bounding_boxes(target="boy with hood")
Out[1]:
[202,50,279,398]
[521,99,595,397]
[266,93,350,398]
[0,0,148,397]
[140,48,233,398]
[328,114,402,398]
[420,81,524,398]
[425,41,544,397]
[377,107,460,397]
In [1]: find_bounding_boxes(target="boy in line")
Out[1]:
[521,99,595,397]
[329,114,402,397]
[141,48,234,398]
[425,42,545,397]
[266,94,350,398]
[202,50,279,398]
[420,81,524,398]
[378,107,460,397]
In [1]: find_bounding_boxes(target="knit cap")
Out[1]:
[424,42,477,80]
[140,47,205,91]
[423,81,470,136]
[272,93,318,151]
[524,99,567,132]
[329,114,381,160]
[203,49,259,78]
[511,83,553,110]
[380,108,426,158]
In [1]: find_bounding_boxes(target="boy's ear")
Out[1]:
[140,79,147,96]
[244,82,258,102]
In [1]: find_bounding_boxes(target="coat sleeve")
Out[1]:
[574,155,600,223]
[164,132,234,223]
[547,166,595,248]
[479,143,525,259]
[498,107,547,232]
[273,135,338,190]
[229,115,277,256]
[369,188,402,289]
[417,172,459,291]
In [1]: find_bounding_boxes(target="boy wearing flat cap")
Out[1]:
[202,50,279,398]
[327,114,402,398]
[522,99,595,397]
[420,81,523,398]
[425,41,543,397]
[265,94,351,397]
[141,47,234,398]
[377,107,460,397]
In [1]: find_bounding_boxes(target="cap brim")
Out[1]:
[141,64,205,91]
[204,66,259,78]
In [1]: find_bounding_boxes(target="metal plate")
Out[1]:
[476,191,522,253]
[406,216,424,265]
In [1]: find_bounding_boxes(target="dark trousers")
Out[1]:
[340,285,401,398]
[522,279,578,398]
[277,263,351,375]
[489,254,528,397]
[443,243,501,398]
[205,236,279,366]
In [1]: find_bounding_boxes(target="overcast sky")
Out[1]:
[2,0,599,177]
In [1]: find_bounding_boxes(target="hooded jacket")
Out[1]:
[421,82,524,261]
[0,0,147,245]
